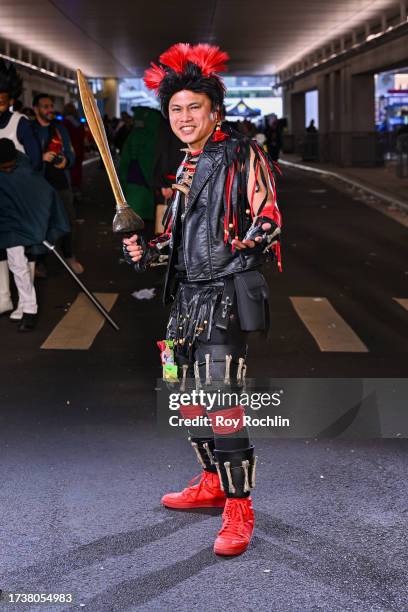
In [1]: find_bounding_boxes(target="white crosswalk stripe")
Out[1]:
[394,298,408,312]
[41,294,408,353]
[290,297,368,352]
[41,292,118,350]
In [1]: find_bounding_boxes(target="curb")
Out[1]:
[279,158,408,213]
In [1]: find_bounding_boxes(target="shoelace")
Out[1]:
[219,501,251,538]
[181,472,215,499]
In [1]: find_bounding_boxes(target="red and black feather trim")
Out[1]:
[188,44,229,76]
[143,62,167,92]
[143,42,230,93]
[159,43,191,73]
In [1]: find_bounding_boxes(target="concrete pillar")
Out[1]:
[351,74,375,131]
[335,68,376,166]
[339,65,353,165]
[339,65,352,133]
[282,87,292,125]
[316,74,330,134]
[350,73,377,166]
[400,0,407,22]
[291,91,306,134]
[325,71,342,163]
[103,78,120,118]
[329,71,341,131]
[290,91,306,155]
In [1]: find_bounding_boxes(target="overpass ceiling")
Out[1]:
[0,0,401,77]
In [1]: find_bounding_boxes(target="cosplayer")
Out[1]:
[123,43,282,556]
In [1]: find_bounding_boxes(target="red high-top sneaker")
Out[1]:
[214,497,255,555]
[161,471,226,509]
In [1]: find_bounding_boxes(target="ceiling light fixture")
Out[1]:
[0,51,76,85]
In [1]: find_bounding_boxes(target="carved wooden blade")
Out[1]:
[76,69,144,232]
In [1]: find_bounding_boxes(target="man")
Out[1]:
[113,110,133,153]
[0,61,41,169]
[265,113,283,162]
[33,93,84,275]
[63,103,85,202]
[0,60,42,317]
[0,139,69,331]
[123,43,282,556]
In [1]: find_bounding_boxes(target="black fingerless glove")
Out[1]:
[242,216,281,254]
[122,234,170,273]
[122,241,136,266]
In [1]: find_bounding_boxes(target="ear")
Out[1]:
[210,107,220,122]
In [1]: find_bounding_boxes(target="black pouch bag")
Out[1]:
[233,269,270,332]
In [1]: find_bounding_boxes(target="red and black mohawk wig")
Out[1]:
[144,43,229,116]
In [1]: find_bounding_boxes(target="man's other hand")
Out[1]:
[43,151,56,163]
[232,222,271,249]
[54,155,67,169]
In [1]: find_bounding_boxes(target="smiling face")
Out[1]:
[34,96,55,125]
[168,90,217,151]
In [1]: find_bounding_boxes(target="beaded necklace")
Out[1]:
[172,148,202,211]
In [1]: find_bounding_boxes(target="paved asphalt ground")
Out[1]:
[0,162,407,611]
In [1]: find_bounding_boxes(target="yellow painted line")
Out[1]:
[290,297,368,352]
[394,298,408,311]
[41,292,118,350]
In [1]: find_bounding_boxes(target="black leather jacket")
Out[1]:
[161,134,272,304]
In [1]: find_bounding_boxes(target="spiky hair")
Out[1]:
[144,43,229,116]
[0,59,23,99]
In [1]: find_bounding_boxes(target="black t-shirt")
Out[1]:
[172,150,202,280]
[174,193,187,280]
[44,162,69,190]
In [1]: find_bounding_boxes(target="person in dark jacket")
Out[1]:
[0,139,69,330]
[63,103,85,198]
[33,93,84,275]
[123,43,282,556]
[0,60,42,316]
[265,113,283,162]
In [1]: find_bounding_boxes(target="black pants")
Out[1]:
[170,280,251,452]
[58,189,76,259]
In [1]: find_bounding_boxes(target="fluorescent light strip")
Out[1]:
[278,17,407,76]
[0,52,76,85]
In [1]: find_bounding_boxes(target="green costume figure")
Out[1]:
[119,106,161,221]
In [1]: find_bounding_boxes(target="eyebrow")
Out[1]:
[170,102,201,109]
